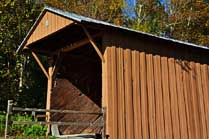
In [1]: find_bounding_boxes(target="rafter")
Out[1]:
[61,32,102,53]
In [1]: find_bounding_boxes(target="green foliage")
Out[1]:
[125,0,167,35]
[0,0,46,110]
[10,114,46,137]
[0,112,6,136]
[0,112,47,137]
[128,0,209,46]
[164,0,209,46]
[10,114,46,136]
[10,114,33,135]
[44,0,125,25]
[23,124,47,136]
[0,0,125,111]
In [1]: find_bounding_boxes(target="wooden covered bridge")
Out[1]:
[17,6,209,139]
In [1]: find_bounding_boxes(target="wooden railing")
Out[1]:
[4,100,106,139]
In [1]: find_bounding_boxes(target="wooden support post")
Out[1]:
[46,65,53,136]
[81,25,105,62]
[5,100,13,139]
[31,51,62,136]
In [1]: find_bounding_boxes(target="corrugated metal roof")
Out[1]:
[17,6,209,53]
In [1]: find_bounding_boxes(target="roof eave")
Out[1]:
[16,9,48,53]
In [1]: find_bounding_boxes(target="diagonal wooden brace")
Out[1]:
[81,25,105,63]
[31,51,49,79]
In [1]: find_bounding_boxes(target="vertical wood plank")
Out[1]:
[60,12,65,29]
[132,51,142,139]
[124,49,134,139]
[189,61,201,139]
[175,60,188,139]
[161,57,173,139]
[49,12,53,35]
[102,47,108,134]
[168,58,180,139]
[153,55,165,139]
[55,13,58,31]
[146,54,157,139]
[40,15,43,43]
[46,12,49,36]
[57,13,61,32]
[140,52,149,139]
[195,63,207,139]
[117,48,126,139]
[42,13,47,39]
[182,61,193,139]
[208,66,209,80]
[111,47,118,139]
[201,64,209,138]
[105,47,113,138]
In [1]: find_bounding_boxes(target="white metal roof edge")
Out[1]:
[16,6,209,53]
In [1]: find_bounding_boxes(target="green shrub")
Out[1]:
[23,124,47,136]
[10,114,32,135]
[0,112,55,138]
[9,113,47,136]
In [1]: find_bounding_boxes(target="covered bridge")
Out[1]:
[17,6,209,139]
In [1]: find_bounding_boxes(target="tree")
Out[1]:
[129,0,209,46]
[125,0,167,35]
[0,0,46,110]
[164,0,209,46]
[0,0,126,110]
[44,0,125,25]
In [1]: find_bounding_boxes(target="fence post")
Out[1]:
[5,100,13,139]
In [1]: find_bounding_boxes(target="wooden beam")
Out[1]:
[13,107,102,114]
[13,121,104,127]
[31,51,49,79]
[61,32,102,53]
[81,25,105,62]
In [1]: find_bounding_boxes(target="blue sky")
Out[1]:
[126,0,136,6]
[126,0,166,7]
[125,0,136,17]
[125,0,166,17]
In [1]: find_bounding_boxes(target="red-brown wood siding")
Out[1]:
[51,79,101,134]
[102,47,209,139]
[26,11,73,46]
